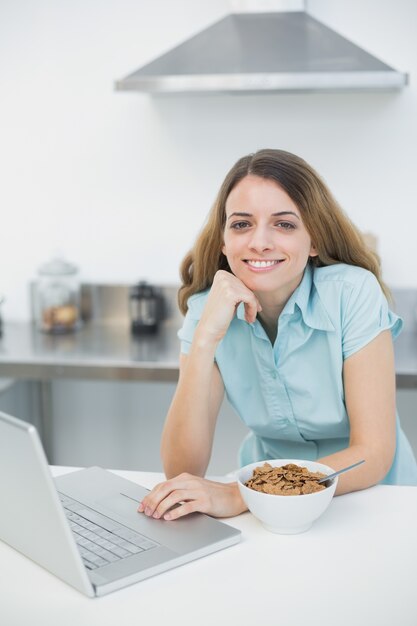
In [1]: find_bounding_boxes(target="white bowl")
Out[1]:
[237,459,338,534]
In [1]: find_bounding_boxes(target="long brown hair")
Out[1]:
[178,149,389,314]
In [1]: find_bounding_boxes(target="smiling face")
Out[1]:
[222,175,317,303]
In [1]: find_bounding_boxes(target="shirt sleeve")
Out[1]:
[342,271,403,360]
[176,291,207,355]
[177,313,199,355]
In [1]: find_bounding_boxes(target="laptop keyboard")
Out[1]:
[58,492,159,571]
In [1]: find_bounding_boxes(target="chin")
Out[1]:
[238,274,282,292]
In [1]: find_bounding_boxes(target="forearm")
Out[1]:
[162,271,262,479]
[327,331,398,495]
[161,334,221,478]
[318,443,394,496]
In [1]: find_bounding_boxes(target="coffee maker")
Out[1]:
[129,281,165,335]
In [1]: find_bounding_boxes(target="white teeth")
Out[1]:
[247,260,279,268]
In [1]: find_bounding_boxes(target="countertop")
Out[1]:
[1,320,417,387]
[0,321,180,382]
[0,466,416,626]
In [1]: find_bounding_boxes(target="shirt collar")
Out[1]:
[282,263,335,332]
[236,263,335,332]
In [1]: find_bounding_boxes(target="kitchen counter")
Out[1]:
[1,320,417,387]
[0,321,180,382]
[0,466,416,626]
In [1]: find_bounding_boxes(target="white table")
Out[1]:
[1,467,416,626]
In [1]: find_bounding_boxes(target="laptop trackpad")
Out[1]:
[97,492,157,521]
[96,493,222,553]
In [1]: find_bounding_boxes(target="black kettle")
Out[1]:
[129,281,165,335]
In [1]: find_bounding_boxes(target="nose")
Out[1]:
[247,225,274,253]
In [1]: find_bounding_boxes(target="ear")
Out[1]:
[309,243,318,258]
[221,243,227,256]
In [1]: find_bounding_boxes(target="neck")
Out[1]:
[254,267,306,325]
[254,279,302,344]
[257,312,278,344]
[256,300,285,345]
[254,289,290,324]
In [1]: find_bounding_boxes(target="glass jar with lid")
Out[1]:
[34,257,81,333]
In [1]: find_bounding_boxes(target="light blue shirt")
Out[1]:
[178,263,417,485]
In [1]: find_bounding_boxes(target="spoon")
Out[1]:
[318,459,365,486]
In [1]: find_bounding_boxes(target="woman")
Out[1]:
[138,149,417,521]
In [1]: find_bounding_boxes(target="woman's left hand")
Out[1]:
[137,473,247,521]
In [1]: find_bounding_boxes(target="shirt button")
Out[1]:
[271,371,277,379]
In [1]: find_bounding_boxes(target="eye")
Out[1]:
[230,221,251,230]
[276,221,296,230]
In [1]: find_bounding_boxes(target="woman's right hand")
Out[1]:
[137,473,248,521]
[195,270,262,344]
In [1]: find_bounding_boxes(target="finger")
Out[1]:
[243,297,261,323]
[138,477,196,515]
[152,489,200,519]
[137,481,166,512]
[163,500,201,521]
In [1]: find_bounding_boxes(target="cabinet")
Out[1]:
[397,389,417,455]
[0,378,249,475]
[2,379,416,474]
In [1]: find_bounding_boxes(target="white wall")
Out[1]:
[1,0,416,321]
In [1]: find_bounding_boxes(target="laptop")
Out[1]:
[0,411,241,597]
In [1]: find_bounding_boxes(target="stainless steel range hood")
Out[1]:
[115,11,407,94]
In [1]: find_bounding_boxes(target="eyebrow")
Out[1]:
[227,211,300,220]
